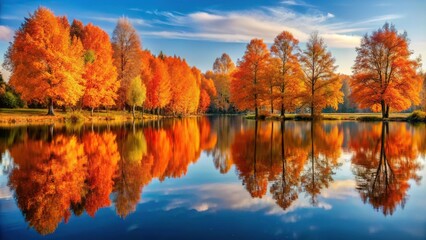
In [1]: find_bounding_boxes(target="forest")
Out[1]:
[1,7,425,119]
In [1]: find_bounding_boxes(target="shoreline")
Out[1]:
[1,109,425,126]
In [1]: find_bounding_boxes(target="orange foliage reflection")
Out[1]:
[7,117,216,234]
[9,135,87,235]
[349,122,422,215]
[231,120,343,208]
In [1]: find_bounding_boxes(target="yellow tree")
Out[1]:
[422,74,426,110]
[210,53,235,112]
[112,18,142,109]
[126,76,146,118]
[231,39,270,118]
[351,24,423,118]
[81,23,119,114]
[270,31,304,117]
[299,33,343,117]
[4,7,85,115]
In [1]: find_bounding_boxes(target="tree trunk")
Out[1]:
[47,98,55,116]
[270,86,274,114]
[311,87,314,119]
[141,106,144,119]
[381,100,386,119]
[385,105,390,118]
[91,107,94,116]
[132,104,136,119]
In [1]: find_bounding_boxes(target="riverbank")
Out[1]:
[1,109,425,126]
[0,108,163,126]
[245,111,426,122]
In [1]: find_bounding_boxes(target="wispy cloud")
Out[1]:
[84,16,151,26]
[0,26,13,41]
[281,0,314,7]
[139,7,365,48]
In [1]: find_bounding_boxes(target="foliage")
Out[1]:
[4,7,85,114]
[407,110,426,122]
[81,23,119,110]
[126,76,146,108]
[112,17,142,108]
[270,31,305,116]
[351,23,423,118]
[299,33,343,117]
[231,39,270,118]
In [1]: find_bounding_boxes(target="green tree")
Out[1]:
[126,76,146,118]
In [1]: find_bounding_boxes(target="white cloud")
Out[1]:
[281,0,314,7]
[137,7,402,48]
[85,16,151,26]
[0,26,13,41]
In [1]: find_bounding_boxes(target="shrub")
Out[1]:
[407,110,426,122]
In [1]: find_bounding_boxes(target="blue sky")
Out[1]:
[0,0,425,79]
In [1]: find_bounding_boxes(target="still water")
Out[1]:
[0,117,425,239]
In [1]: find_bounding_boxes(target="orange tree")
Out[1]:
[112,18,142,109]
[351,24,423,118]
[80,23,119,114]
[270,31,304,117]
[231,39,270,118]
[4,7,84,115]
[299,33,343,117]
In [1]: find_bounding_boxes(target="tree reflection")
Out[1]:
[7,117,216,234]
[300,121,343,205]
[231,120,342,207]
[270,121,307,210]
[8,135,87,235]
[113,128,151,218]
[350,122,422,215]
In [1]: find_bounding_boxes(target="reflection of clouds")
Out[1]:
[155,180,356,218]
[0,186,12,200]
[321,180,357,199]
[0,150,13,200]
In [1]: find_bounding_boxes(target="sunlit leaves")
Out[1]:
[6,7,85,109]
[351,24,423,117]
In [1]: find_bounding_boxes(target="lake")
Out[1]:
[0,116,425,239]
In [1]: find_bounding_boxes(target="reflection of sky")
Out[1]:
[1,132,426,239]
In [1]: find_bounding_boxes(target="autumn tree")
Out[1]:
[299,33,343,117]
[165,56,200,115]
[270,31,304,117]
[80,23,119,114]
[208,53,236,113]
[351,24,423,118]
[420,73,426,110]
[144,56,171,115]
[126,76,146,118]
[112,17,142,109]
[231,39,270,118]
[198,72,217,113]
[213,53,235,74]
[4,7,85,115]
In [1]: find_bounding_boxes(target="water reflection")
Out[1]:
[349,122,422,215]
[0,117,425,237]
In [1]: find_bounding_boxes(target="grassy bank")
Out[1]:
[0,108,162,126]
[245,111,426,122]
